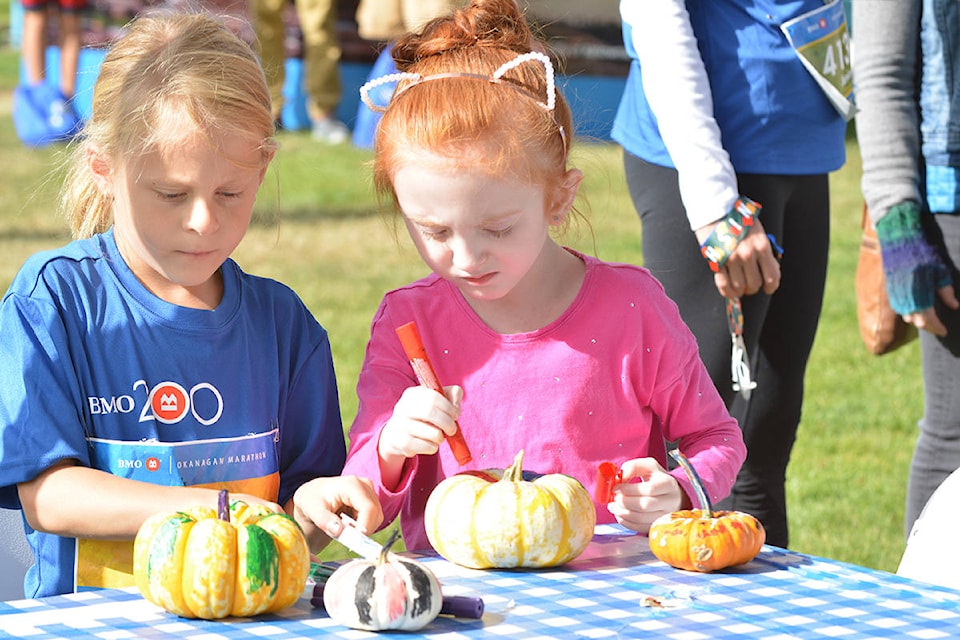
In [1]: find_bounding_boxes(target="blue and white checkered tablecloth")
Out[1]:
[2,525,959,639]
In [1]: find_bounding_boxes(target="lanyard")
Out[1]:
[726,296,756,399]
[724,234,783,400]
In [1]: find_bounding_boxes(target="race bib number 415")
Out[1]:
[781,0,855,121]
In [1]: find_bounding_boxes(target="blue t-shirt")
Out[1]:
[612,0,847,175]
[0,230,345,597]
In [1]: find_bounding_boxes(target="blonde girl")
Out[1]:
[0,12,381,598]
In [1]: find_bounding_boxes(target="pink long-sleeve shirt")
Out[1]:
[343,251,745,551]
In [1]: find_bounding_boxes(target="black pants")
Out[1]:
[623,151,830,548]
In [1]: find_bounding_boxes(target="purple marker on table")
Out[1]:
[439,594,485,618]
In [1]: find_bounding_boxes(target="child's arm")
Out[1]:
[604,457,693,533]
[611,314,746,531]
[344,297,460,529]
[376,385,462,489]
[286,475,384,554]
[17,460,280,539]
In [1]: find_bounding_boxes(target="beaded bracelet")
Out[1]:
[700,196,762,272]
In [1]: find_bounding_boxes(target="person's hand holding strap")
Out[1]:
[697,196,778,397]
[876,201,957,335]
[697,196,781,299]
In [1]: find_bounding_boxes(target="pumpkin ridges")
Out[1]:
[401,559,438,620]
[691,518,716,571]
[181,519,237,619]
[230,501,274,526]
[377,561,408,624]
[256,513,311,613]
[473,481,552,567]
[512,485,530,567]
[535,474,596,564]
[486,481,525,567]
[183,506,217,520]
[425,475,488,568]
[540,480,574,562]
[133,511,174,607]
[146,515,197,617]
[354,564,377,627]
[513,484,564,567]
[230,524,280,617]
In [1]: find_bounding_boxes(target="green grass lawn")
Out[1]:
[0,32,923,573]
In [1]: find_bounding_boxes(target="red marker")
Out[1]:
[395,321,472,465]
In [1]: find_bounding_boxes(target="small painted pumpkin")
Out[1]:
[133,490,310,619]
[323,530,443,631]
[648,450,765,572]
[424,449,596,569]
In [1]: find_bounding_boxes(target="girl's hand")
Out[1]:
[605,457,688,533]
[378,385,462,461]
[289,475,383,554]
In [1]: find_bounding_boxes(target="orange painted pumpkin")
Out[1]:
[133,490,309,619]
[648,450,765,572]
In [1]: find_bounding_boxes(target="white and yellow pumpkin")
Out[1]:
[424,449,596,568]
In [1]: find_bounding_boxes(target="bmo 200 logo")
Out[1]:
[146,381,224,426]
[88,379,224,426]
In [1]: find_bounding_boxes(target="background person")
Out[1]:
[853,0,960,538]
[16,0,85,144]
[610,0,849,548]
[250,0,350,142]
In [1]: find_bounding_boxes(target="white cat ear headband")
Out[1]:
[360,50,559,119]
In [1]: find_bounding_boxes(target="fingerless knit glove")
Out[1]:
[876,201,952,315]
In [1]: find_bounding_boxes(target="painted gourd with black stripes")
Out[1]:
[424,449,596,568]
[133,489,309,619]
[322,530,442,631]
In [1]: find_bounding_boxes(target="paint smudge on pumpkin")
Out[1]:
[354,565,377,625]
[403,559,438,619]
[381,563,408,622]
[240,525,280,597]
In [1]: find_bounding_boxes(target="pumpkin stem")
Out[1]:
[669,449,713,518]
[501,450,525,482]
[379,528,401,564]
[217,489,230,522]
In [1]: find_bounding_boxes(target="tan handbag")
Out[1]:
[856,204,918,355]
